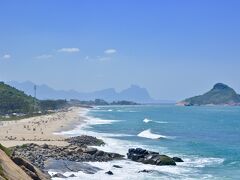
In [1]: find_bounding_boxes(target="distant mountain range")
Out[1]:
[179,83,240,106]
[7,81,172,103]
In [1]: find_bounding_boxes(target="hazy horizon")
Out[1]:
[1,0,240,100]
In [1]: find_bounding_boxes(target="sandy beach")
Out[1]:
[0,107,88,147]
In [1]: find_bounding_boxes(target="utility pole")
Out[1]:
[34,85,37,99]
[34,85,37,112]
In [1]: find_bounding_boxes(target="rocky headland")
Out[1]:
[0,135,185,179]
[179,83,240,106]
[11,136,124,170]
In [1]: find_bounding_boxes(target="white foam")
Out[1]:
[49,156,220,180]
[143,118,168,124]
[155,121,168,124]
[137,129,171,140]
[179,156,224,168]
[143,118,152,123]
[52,109,224,179]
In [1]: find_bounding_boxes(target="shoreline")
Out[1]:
[0,106,89,147]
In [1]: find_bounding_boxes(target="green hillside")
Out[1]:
[0,82,37,115]
[181,83,240,106]
[0,82,69,117]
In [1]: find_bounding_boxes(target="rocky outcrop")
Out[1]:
[127,148,183,166]
[12,157,50,180]
[0,149,32,180]
[172,157,184,162]
[12,136,124,170]
[66,135,105,147]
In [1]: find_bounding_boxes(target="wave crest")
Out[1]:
[137,129,172,140]
[143,118,152,123]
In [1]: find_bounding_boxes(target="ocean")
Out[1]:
[52,105,240,179]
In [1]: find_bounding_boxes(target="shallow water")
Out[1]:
[54,105,240,179]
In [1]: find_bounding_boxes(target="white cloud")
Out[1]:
[2,54,11,59]
[35,54,53,59]
[104,49,117,54]
[58,48,80,53]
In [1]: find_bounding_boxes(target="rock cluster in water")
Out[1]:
[127,148,183,166]
[12,135,124,170]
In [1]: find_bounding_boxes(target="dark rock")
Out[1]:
[52,173,67,178]
[69,174,76,177]
[45,159,102,174]
[12,139,124,170]
[172,157,184,162]
[105,171,113,175]
[113,165,122,168]
[155,155,176,165]
[127,148,177,166]
[66,135,105,147]
[83,147,98,155]
[138,169,151,173]
[95,150,104,156]
[42,144,49,149]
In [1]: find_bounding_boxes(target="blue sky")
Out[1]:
[0,0,240,100]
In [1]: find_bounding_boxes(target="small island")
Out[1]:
[178,83,240,106]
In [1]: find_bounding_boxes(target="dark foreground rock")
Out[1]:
[105,171,114,175]
[138,169,152,173]
[127,148,183,166]
[52,173,67,178]
[113,165,122,168]
[172,157,184,162]
[12,136,124,170]
[12,157,51,180]
[69,174,76,177]
[44,159,102,174]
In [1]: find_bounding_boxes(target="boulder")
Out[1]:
[105,171,113,175]
[172,157,184,162]
[138,169,151,173]
[69,174,76,177]
[83,147,98,155]
[127,148,178,166]
[113,165,122,168]
[52,173,67,178]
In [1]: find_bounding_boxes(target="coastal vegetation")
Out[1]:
[69,99,139,106]
[0,82,37,115]
[0,143,12,156]
[0,82,68,119]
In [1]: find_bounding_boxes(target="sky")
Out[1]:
[0,0,240,101]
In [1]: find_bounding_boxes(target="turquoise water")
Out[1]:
[85,105,240,179]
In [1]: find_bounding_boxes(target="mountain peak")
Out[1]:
[213,83,230,90]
